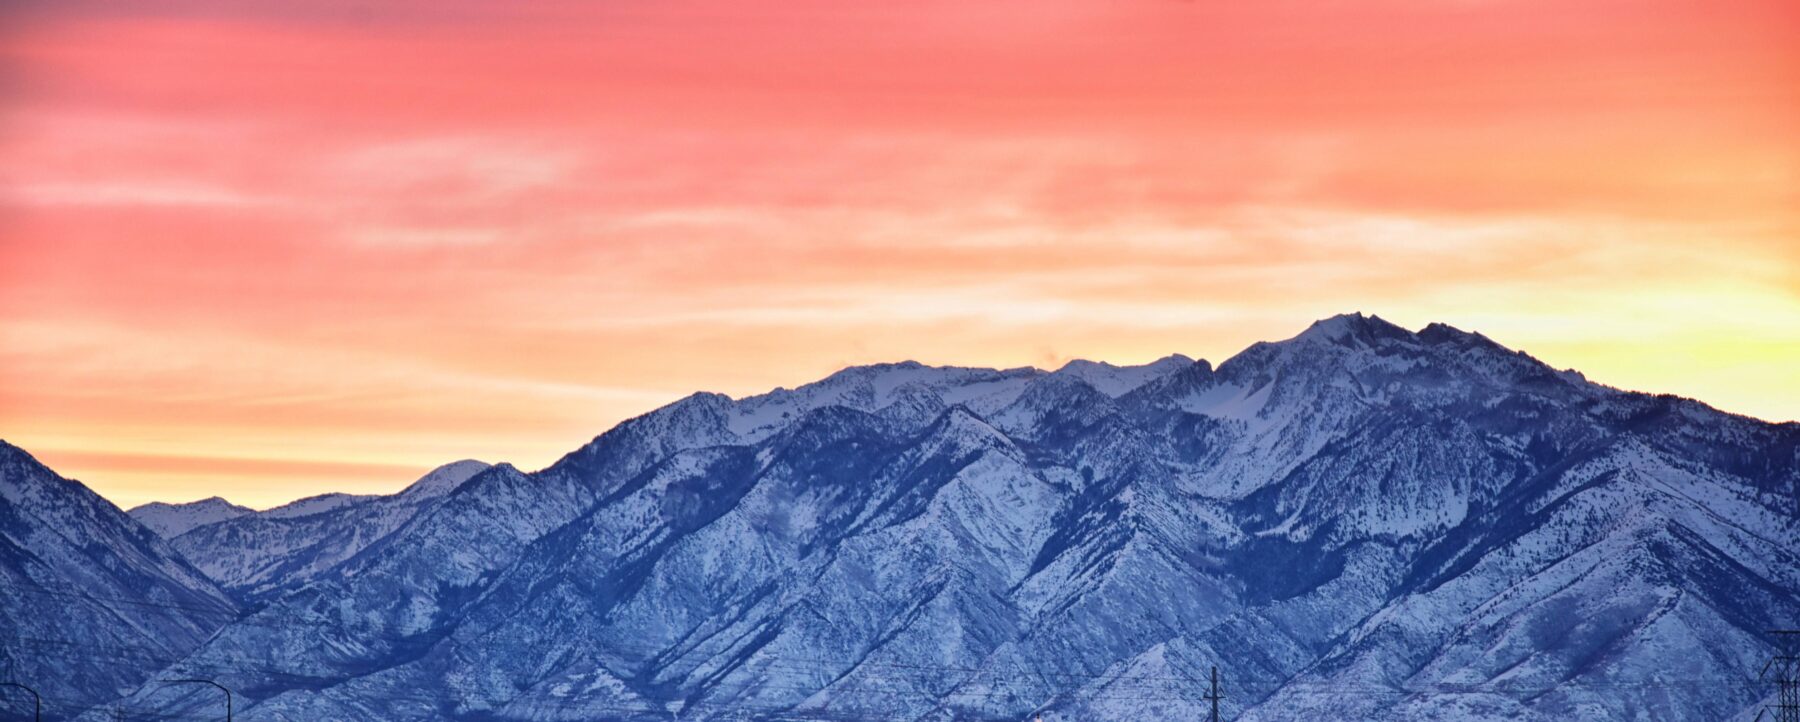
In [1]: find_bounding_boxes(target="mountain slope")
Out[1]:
[153,460,490,600]
[42,314,1800,721]
[0,441,239,721]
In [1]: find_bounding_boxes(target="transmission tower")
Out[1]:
[1760,630,1800,722]
[1203,666,1225,722]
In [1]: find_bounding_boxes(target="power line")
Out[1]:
[162,679,231,722]
[4,627,1774,720]
[0,681,41,722]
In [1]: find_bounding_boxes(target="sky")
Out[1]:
[1,0,1796,509]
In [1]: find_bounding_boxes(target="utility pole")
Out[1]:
[1203,666,1224,722]
[1760,630,1800,722]
[0,681,41,722]
[164,678,232,722]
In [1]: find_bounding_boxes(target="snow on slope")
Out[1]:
[129,496,253,537]
[24,315,1797,722]
[1,441,238,719]
[160,459,491,600]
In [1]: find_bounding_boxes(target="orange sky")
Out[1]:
[2,0,1797,509]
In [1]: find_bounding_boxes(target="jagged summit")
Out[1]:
[1290,311,1414,346]
[1283,313,1517,359]
[1417,320,1491,345]
[676,315,1565,427]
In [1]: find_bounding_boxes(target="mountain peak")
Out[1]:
[1292,312,1415,346]
[396,459,493,501]
[1050,353,1198,397]
[1417,321,1498,349]
[128,496,255,538]
[1053,352,1195,375]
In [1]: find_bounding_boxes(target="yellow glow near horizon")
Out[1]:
[1,0,1795,508]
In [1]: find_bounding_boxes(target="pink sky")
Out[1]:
[2,0,1796,507]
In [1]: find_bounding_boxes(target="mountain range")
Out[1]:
[2,313,1795,721]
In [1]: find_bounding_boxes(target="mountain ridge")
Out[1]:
[134,459,494,602]
[4,313,1793,722]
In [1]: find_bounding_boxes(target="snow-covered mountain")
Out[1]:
[140,460,490,601]
[130,496,254,537]
[0,441,238,720]
[16,314,1798,721]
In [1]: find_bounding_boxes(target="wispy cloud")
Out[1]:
[1,0,1795,506]
[6,180,283,207]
